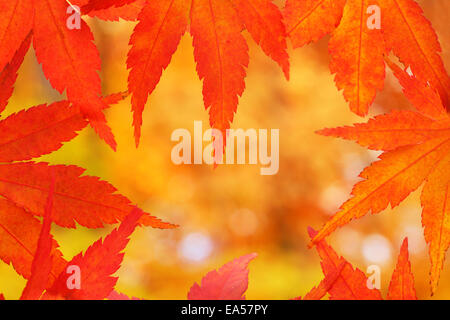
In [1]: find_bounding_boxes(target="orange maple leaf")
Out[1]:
[308,228,417,300]
[311,60,449,294]
[308,228,383,299]
[285,0,450,114]
[126,0,289,146]
[387,238,417,300]
[294,261,346,300]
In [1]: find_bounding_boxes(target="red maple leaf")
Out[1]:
[0,0,119,149]
[20,172,56,300]
[43,207,144,300]
[188,253,257,300]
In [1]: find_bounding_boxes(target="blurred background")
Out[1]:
[0,0,449,300]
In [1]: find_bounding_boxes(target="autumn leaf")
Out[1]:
[387,238,417,300]
[228,0,289,79]
[308,227,382,300]
[43,207,144,300]
[308,228,417,300]
[190,0,249,146]
[0,0,117,149]
[421,150,450,295]
[284,0,346,48]
[0,162,175,229]
[311,61,449,294]
[378,0,450,109]
[127,0,288,146]
[107,290,141,300]
[285,0,450,114]
[0,33,31,114]
[20,172,56,300]
[297,261,345,300]
[0,90,174,230]
[188,253,257,300]
[127,0,191,147]
[0,85,174,297]
[0,1,33,73]
[328,0,386,116]
[34,0,117,149]
[0,198,66,286]
[81,0,140,13]
[86,0,146,21]
[0,93,125,163]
